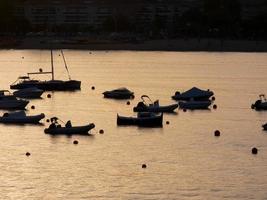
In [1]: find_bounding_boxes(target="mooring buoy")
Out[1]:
[252,147,258,154]
[214,130,220,137]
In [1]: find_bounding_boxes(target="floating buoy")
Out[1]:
[166,121,170,125]
[99,129,104,134]
[252,147,258,154]
[22,56,24,59]
[31,105,35,109]
[131,95,135,99]
[91,86,95,90]
[183,108,187,112]
[212,96,216,101]
[126,101,130,105]
[47,94,51,98]
[46,119,50,123]
[25,152,31,156]
[142,164,147,169]
[213,104,217,109]
[39,68,43,72]
[214,130,220,136]
[73,140,79,145]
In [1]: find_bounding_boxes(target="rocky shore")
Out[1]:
[1,37,267,52]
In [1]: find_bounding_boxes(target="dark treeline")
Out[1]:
[0,0,267,40]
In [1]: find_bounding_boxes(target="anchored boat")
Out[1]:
[10,50,81,91]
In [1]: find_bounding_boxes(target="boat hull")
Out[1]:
[11,80,81,91]
[117,114,163,127]
[133,104,178,113]
[13,90,43,99]
[103,92,134,99]
[263,123,267,130]
[0,100,29,110]
[178,101,211,109]
[252,102,267,110]
[44,123,95,135]
[0,113,45,124]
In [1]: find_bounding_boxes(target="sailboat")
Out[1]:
[10,50,81,91]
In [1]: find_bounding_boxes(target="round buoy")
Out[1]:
[31,105,35,109]
[25,152,31,156]
[126,101,130,105]
[214,130,220,136]
[22,56,24,59]
[252,147,258,154]
[183,108,187,112]
[73,140,79,145]
[39,68,43,72]
[99,129,104,134]
[211,96,216,101]
[166,121,170,125]
[91,86,95,90]
[46,119,50,123]
[47,94,51,98]
[213,104,217,109]
[142,164,147,169]
[131,95,135,99]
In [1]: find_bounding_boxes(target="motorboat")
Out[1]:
[178,99,212,109]
[0,111,45,124]
[103,87,134,99]
[172,87,214,101]
[117,112,163,127]
[263,123,267,130]
[10,50,81,91]
[13,87,44,99]
[133,95,178,113]
[251,94,267,110]
[44,117,95,135]
[0,90,29,110]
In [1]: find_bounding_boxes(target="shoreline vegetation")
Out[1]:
[1,37,267,52]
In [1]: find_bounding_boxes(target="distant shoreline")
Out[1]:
[1,37,267,52]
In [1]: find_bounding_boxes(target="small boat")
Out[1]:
[172,87,214,101]
[133,95,178,113]
[10,50,81,91]
[13,87,44,99]
[263,123,267,130]
[117,112,163,127]
[44,117,95,135]
[251,94,267,110]
[0,90,29,110]
[103,87,134,99]
[0,111,45,124]
[178,99,212,109]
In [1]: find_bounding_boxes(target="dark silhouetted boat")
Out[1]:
[178,99,212,110]
[0,111,45,124]
[0,90,29,110]
[251,94,267,110]
[117,112,163,127]
[103,87,134,99]
[133,95,178,113]
[44,117,95,135]
[10,50,81,91]
[172,87,214,101]
[13,87,44,99]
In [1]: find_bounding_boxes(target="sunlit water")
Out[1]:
[0,50,267,199]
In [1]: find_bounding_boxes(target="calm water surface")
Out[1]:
[0,50,267,199]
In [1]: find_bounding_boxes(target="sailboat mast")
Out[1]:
[51,49,54,80]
